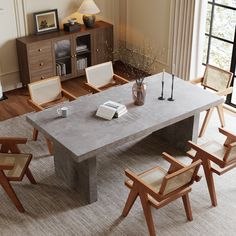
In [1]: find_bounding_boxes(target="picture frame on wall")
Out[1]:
[33,9,59,35]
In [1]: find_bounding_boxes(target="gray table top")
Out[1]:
[26,73,223,162]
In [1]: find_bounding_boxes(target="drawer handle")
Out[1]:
[96,49,99,52]
[41,76,45,80]
[38,48,42,52]
[40,62,44,66]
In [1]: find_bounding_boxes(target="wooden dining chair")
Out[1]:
[0,137,36,212]
[28,76,77,154]
[122,152,202,236]
[191,64,233,137]
[187,128,236,207]
[84,61,129,93]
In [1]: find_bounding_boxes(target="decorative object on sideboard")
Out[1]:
[132,78,146,106]
[33,9,59,35]
[63,18,81,32]
[78,0,100,28]
[168,74,175,101]
[158,69,165,100]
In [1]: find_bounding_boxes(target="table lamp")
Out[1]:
[78,0,100,28]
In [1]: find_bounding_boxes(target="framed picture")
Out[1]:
[33,9,59,35]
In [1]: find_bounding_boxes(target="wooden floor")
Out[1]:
[0,61,136,121]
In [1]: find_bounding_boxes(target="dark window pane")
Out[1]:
[212,6,236,42]
[209,38,233,70]
[202,36,209,64]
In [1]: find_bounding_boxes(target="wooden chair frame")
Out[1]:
[187,128,236,207]
[191,64,233,137]
[0,137,36,212]
[27,76,77,154]
[122,152,202,236]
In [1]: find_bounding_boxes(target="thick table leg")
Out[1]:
[53,142,97,204]
[153,114,200,152]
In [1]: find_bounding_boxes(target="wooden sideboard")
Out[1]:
[16,21,113,85]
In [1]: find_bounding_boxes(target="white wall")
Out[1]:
[0,0,172,92]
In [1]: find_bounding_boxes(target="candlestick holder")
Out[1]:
[168,74,175,101]
[158,80,165,100]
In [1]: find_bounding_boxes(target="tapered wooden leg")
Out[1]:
[122,186,139,217]
[182,193,193,221]
[0,171,25,212]
[139,191,156,236]
[32,128,39,141]
[45,138,53,155]
[201,158,217,206]
[216,104,225,127]
[199,108,214,137]
[25,168,37,184]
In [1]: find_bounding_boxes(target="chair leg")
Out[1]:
[25,168,37,184]
[122,186,139,217]
[216,104,225,127]
[0,171,25,212]
[201,158,217,206]
[199,108,214,137]
[139,191,156,236]
[45,138,53,155]
[182,193,193,221]
[33,128,39,141]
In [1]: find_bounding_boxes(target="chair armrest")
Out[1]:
[27,99,44,112]
[190,77,203,84]
[0,137,27,145]
[162,152,185,173]
[216,86,233,96]
[61,89,77,101]
[113,74,129,84]
[84,82,102,93]
[219,128,236,140]
[188,141,224,167]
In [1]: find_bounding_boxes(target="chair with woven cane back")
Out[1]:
[122,152,202,236]
[28,76,77,154]
[84,61,129,93]
[0,137,36,212]
[187,128,236,207]
[191,64,233,137]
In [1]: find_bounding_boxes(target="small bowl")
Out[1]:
[68,18,77,25]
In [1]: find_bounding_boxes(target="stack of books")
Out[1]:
[96,101,127,120]
[56,62,66,76]
[77,58,88,71]
[76,45,87,53]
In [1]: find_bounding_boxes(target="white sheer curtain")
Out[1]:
[171,0,195,81]
[190,0,208,80]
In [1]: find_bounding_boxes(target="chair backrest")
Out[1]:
[85,61,114,88]
[28,76,62,105]
[158,160,201,196]
[202,64,233,92]
[223,143,236,163]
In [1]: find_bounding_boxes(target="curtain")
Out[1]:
[171,0,195,81]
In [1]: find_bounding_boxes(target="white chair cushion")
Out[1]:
[0,153,30,178]
[85,61,114,88]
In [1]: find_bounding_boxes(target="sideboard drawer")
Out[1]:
[30,68,54,82]
[29,53,53,72]
[28,41,52,57]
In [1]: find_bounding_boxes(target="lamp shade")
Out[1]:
[78,0,100,15]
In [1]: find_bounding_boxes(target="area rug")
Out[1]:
[0,110,236,236]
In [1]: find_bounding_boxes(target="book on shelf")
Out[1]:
[76,44,88,52]
[56,62,67,76]
[96,101,127,120]
[77,58,87,71]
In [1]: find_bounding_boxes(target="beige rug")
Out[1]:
[0,110,236,236]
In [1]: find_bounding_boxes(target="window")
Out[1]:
[203,0,236,107]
